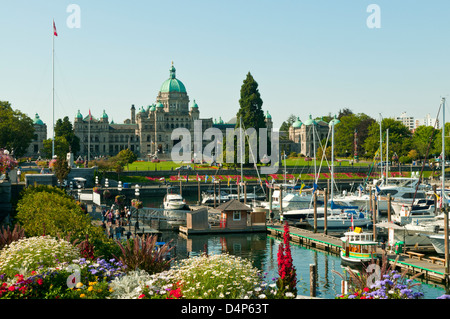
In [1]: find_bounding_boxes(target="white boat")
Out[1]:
[201,190,230,205]
[426,234,449,255]
[163,193,186,210]
[306,209,372,229]
[340,229,379,265]
[391,202,436,225]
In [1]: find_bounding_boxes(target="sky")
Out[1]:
[2,0,450,139]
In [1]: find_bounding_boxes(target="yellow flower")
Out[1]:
[80,294,86,298]
[89,281,97,286]
[76,282,84,288]
[109,288,114,292]
[88,286,94,292]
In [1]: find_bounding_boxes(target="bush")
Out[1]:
[0,236,80,278]
[137,253,281,299]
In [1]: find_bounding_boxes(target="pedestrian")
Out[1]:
[114,209,120,226]
[107,210,113,227]
[381,239,386,252]
[127,208,131,225]
[109,226,114,239]
[115,226,122,241]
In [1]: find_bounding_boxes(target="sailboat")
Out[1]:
[283,115,372,229]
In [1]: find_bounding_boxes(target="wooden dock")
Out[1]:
[268,224,450,284]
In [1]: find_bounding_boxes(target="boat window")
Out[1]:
[379,190,398,196]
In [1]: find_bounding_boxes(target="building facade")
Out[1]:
[73,64,214,159]
[288,115,329,157]
[24,113,47,158]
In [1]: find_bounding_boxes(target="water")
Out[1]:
[136,192,447,299]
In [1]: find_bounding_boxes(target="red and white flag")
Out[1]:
[53,20,58,37]
[89,109,92,121]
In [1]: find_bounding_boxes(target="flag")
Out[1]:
[236,176,241,185]
[53,20,58,36]
[299,183,305,194]
[196,173,200,181]
[205,175,208,183]
[265,180,272,188]
[159,177,165,181]
[351,214,354,231]
[89,109,92,121]
[375,185,381,200]
[212,176,215,183]
[227,176,231,186]
[312,183,318,194]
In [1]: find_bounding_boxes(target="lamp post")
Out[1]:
[134,184,140,236]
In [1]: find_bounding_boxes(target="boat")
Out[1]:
[340,228,379,265]
[306,209,372,230]
[163,193,187,210]
[391,201,436,225]
[201,190,230,205]
[426,234,450,255]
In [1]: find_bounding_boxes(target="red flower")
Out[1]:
[8,286,15,292]
[37,278,43,286]
[138,294,146,299]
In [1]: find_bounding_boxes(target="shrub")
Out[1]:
[0,236,80,278]
[114,235,172,275]
[137,253,280,299]
[0,224,25,250]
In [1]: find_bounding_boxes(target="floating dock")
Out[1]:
[268,224,450,284]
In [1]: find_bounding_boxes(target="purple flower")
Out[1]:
[437,294,450,299]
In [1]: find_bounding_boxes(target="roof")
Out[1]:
[216,199,252,212]
[160,64,186,93]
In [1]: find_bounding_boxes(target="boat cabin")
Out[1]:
[340,228,378,264]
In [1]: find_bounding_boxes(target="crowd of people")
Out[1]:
[100,204,132,241]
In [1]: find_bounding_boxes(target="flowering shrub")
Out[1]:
[131,199,143,209]
[276,222,297,298]
[0,149,18,174]
[135,253,279,300]
[336,269,424,299]
[0,236,80,278]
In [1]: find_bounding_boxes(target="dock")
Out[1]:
[268,224,450,284]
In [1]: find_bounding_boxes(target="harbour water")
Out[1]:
[136,192,447,299]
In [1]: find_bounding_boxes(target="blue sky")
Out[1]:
[1,0,450,138]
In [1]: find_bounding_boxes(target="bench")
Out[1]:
[429,256,445,264]
[406,251,425,260]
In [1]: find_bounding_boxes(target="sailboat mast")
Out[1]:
[379,113,383,184]
[52,21,55,159]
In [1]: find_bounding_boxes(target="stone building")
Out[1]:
[288,115,329,157]
[73,64,214,159]
[24,113,47,158]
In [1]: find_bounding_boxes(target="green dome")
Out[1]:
[102,110,108,119]
[33,113,44,125]
[156,101,164,108]
[190,99,198,109]
[160,64,186,93]
[139,106,146,113]
[292,117,302,128]
[149,104,156,112]
[76,110,83,119]
[265,111,272,119]
[329,115,340,126]
[304,115,317,126]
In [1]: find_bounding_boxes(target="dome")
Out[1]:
[329,115,340,126]
[156,101,164,108]
[160,64,186,93]
[304,115,317,126]
[76,110,83,119]
[139,106,146,113]
[149,104,156,112]
[190,99,198,109]
[102,110,108,119]
[292,117,302,128]
[33,113,44,125]
[265,111,272,119]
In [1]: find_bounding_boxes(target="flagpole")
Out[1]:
[52,20,55,158]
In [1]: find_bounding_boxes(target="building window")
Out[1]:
[233,211,241,221]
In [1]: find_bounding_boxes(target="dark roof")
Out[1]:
[216,199,252,212]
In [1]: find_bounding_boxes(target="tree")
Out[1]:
[117,148,137,169]
[280,114,297,140]
[0,101,34,157]
[412,125,437,159]
[363,118,413,160]
[55,116,80,155]
[54,155,71,185]
[42,136,70,159]
[234,72,266,165]
[334,112,375,158]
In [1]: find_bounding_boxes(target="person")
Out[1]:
[107,210,113,227]
[127,208,131,225]
[114,209,120,226]
[115,226,122,241]
[381,239,386,252]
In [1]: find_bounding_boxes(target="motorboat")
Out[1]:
[201,190,230,205]
[306,209,372,230]
[426,234,450,255]
[163,193,187,210]
[391,202,437,225]
[340,229,379,265]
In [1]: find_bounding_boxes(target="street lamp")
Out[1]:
[134,184,140,236]
[105,178,109,188]
[118,181,122,192]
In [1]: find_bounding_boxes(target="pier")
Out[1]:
[268,224,450,284]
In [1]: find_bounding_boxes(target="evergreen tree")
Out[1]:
[233,72,266,165]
